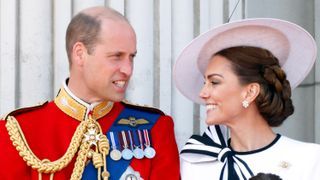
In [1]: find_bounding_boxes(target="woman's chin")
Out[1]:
[205,118,221,125]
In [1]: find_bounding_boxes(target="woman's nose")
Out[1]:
[199,85,209,100]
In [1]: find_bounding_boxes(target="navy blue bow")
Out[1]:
[180,125,254,180]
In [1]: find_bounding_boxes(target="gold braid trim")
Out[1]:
[5,115,110,180]
[70,116,110,180]
[70,140,91,180]
[5,116,87,173]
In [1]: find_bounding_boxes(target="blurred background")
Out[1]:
[0,0,319,149]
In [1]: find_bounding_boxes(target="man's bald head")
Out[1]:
[65,6,132,66]
[80,6,128,23]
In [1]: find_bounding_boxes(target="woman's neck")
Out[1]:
[228,114,276,152]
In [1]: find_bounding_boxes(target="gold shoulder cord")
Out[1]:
[5,115,110,180]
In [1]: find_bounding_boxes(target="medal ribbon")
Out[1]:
[83,105,160,180]
[143,129,151,147]
[110,132,117,150]
[131,130,140,149]
[127,131,134,150]
[137,130,144,150]
[121,131,129,149]
[117,132,125,151]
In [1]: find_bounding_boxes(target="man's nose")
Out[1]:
[120,59,133,76]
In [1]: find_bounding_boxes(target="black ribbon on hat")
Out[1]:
[180,125,254,180]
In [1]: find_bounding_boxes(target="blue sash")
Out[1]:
[82,106,160,180]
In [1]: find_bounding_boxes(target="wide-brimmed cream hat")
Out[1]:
[173,18,317,105]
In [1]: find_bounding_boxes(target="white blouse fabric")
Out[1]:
[180,126,320,180]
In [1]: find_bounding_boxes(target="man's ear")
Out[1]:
[71,42,87,66]
[243,82,260,103]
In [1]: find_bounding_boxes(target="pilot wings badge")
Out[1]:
[117,117,149,127]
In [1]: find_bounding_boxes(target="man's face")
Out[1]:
[80,20,137,103]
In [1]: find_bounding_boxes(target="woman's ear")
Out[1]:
[244,82,260,103]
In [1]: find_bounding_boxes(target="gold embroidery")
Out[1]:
[54,88,113,121]
[92,101,113,118]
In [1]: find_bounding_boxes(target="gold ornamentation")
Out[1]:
[54,88,86,121]
[84,128,101,146]
[118,117,149,127]
[102,171,110,180]
[6,116,86,174]
[70,115,110,180]
[54,87,113,121]
[6,114,110,180]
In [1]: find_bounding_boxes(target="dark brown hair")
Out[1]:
[215,46,294,127]
[249,173,282,180]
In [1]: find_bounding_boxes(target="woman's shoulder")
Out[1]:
[280,135,320,146]
[278,135,320,153]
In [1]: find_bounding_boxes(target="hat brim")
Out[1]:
[173,18,317,105]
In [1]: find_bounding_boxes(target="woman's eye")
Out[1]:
[211,81,219,85]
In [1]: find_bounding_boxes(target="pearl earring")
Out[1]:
[242,100,249,108]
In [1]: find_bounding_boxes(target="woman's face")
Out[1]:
[199,55,247,125]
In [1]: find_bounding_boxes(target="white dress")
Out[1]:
[180,125,320,180]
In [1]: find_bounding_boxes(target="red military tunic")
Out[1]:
[0,84,180,180]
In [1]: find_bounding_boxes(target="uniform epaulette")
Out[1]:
[121,100,165,115]
[4,101,48,120]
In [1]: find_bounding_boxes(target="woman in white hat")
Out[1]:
[174,18,320,180]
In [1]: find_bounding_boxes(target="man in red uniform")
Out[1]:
[0,6,180,180]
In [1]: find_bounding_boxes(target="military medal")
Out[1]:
[133,147,144,159]
[121,131,133,160]
[111,149,122,161]
[122,166,143,180]
[144,146,156,159]
[132,130,144,159]
[143,129,156,159]
[125,173,138,180]
[109,132,122,161]
[122,148,133,160]
[126,130,143,159]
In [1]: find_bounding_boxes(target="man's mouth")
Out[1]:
[114,80,126,88]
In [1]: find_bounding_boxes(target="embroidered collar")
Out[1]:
[54,81,114,121]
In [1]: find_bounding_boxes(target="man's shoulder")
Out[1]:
[120,100,165,116]
[3,101,49,120]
